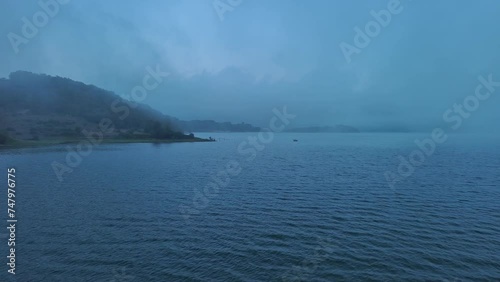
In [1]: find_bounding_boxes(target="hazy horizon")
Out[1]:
[1,0,500,131]
[2,1,500,281]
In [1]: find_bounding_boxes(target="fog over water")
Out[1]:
[2,2,500,281]
[1,0,499,131]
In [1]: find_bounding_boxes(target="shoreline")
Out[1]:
[0,137,214,149]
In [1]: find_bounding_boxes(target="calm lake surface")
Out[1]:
[1,133,499,281]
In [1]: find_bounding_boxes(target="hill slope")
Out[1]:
[0,71,200,143]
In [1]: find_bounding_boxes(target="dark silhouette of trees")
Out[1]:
[0,132,7,144]
[0,71,195,140]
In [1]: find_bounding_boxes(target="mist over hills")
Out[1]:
[1,1,499,133]
[0,71,259,143]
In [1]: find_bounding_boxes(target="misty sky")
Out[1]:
[1,0,499,131]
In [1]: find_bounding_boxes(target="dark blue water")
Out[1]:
[1,133,499,281]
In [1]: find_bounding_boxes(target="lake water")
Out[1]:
[0,133,499,281]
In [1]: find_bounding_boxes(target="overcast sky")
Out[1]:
[1,0,499,131]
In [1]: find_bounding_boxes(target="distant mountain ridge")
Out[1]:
[168,118,260,132]
[286,125,360,133]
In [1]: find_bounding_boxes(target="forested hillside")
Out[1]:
[0,71,193,142]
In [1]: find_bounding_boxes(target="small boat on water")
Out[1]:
[293,139,299,142]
